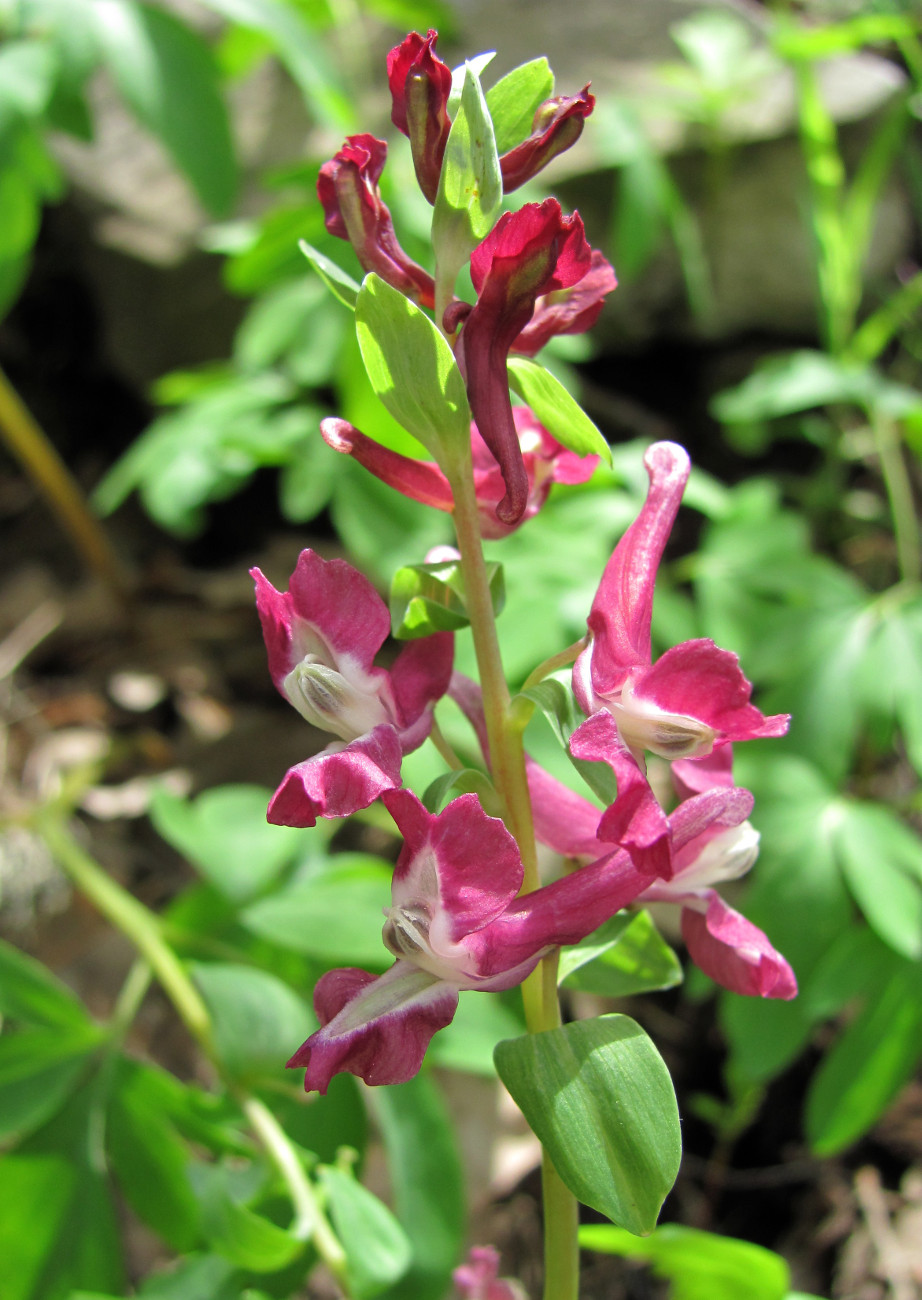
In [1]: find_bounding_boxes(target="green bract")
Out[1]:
[494,1016,681,1234]
[508,355,612,464]
[354,274,471,467]
[389,558,505,639]
[485,57,555,155]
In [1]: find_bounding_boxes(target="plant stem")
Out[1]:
[428,717,465,770]
[0,367,130,600]
[445,449,580,1300]
[37,811,349,1291]
[870,408,921,584]
[522,639,586,691]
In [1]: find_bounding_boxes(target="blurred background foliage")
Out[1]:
[1,1,921,1298]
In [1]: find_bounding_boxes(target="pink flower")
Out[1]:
[252,550,452,826]
[526,733,797,1000]
[317,134,435,307]
[289,788,660,1092]
[454,1247,527,1300]
[573,440,789,767]
[320,406,598,540]
[387,29,452,203]
[499,85,596,192]
[453,199,593,526]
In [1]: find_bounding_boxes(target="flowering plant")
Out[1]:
[248,27,795,1299]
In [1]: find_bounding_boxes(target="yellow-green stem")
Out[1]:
[0,367,130,600]
[37,812,348,1291]
[445,449,580,1300]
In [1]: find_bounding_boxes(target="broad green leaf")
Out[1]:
[240,854,392,965]
[193,0,351,125]
[508,356,611,464]
[106,1059,202,1252]
[150,784,305,905]
[90,0,238,215]
[559,910,683,998]
[196,1165,305,1273]
[0,1024,101,1139]
[495,1015,681,1234]
[390,559,504,639]
[0,937,93,1029]
[426,990,524,1075]
[515,675,616,805]
[805,965,922,1155]
[299,239,360,309]
[832,801,922,960]
[432,62,501,278]
[579,1222,790,1300]
[485,57,554,154]
[235,277,345,381]
[0,1084,125,1300]
[369,1075,465,1300]
[318,1165,412,1300]
[191,962,315,1083]
[355,274,471,464]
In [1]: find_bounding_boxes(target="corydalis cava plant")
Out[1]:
[252,26,795,1297]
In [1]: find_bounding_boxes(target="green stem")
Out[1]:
[428,717,465,770]
[37,811,349,1291]
[444,448,580,1300]
[522,639,586,692]
[0,367,130,600]
[870,408,921,584]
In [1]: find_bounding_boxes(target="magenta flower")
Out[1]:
[454,1247,527,1300]
[317,134,436,307]
[454,199,593,525]
[527,734,797,999]
[387,29,452,203]
[499,85,596,192]
[252,550,452,826]
[513,249,617,356]
[573,440,789,767]
[320,406,598,540]
[288,788,662,1092]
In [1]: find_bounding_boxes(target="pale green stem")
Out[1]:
[522,639,586,692]
[444,447,580,1300]
[37,812,349,1291]
[428,717,465,770]
[0,367,130,600]
[870,408,921,584]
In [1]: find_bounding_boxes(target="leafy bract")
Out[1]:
[485,57,554,155]
[495,1016,681,1234]
[299,240,360,309]
[318,1165,412,1300]
[559,910,683,998]
[355,275,471,465]
[508,356,611,464]
[432,62,502,279]
[390,558,504,639]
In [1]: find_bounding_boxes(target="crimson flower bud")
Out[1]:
[317,134,435,307]
[499,85,595,192]
[387,29,453,204]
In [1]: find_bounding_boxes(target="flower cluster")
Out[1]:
[252,29,795,1098]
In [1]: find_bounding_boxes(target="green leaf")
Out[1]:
[426,991,524,1075]
[191,963,315,1084]
[0,937,93,1029]
[431,62,501,275]
[507,355,611,463]
[318,1165,412,1300]
[805,965,922,1156]
[579,1223,790,1300]
[0,1084,125,1300]
[194,0,351,125]
[106,1059,202,1252]
[196,1165,305,1273]
[240,854,392,965]
[832,801,922,960]
[355,274,471,464]
[150,784,306,905]
[299,239,360,309]
[484,57,554,155]
[495,1016,681,1233]
[390,558,505,639]
[0,1024,101,1139]
[559,910,683,998]
[89,0,238,215]
[369,1075,465,1300]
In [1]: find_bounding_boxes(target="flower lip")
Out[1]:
[283,657,392,742]
[612,678,717,761]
